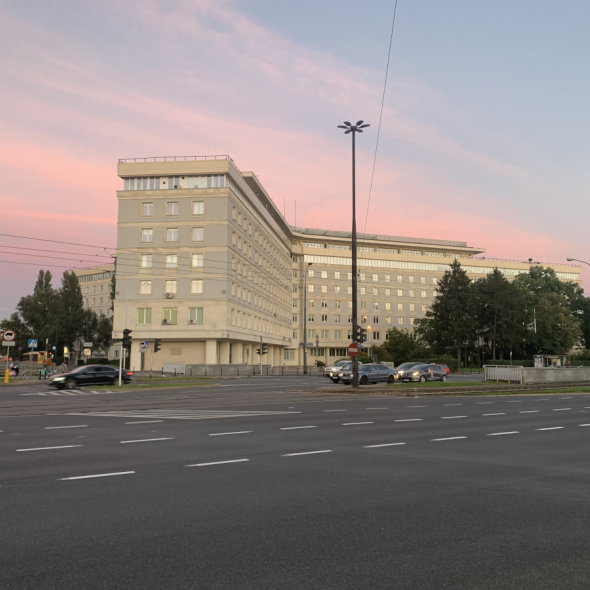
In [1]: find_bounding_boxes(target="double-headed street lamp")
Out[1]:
[338,120,370,388]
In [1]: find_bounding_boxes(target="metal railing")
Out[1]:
[118,155,240,171]
[484,365,523,384]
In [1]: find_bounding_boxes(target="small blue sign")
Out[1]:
[28,339,38,349]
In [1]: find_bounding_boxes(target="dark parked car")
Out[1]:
[50,365,133,389]
[394,362,422,380]
[338,363,396,385]
[398,363,447,383]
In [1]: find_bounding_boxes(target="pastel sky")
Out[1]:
[1,0,589,318]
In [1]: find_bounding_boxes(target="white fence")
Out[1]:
[484,365,523,384]
[162,363,186,375]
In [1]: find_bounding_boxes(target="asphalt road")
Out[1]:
[3,388,589,589]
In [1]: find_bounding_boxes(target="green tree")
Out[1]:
[94,315,113,355]
[534,292,581,354]
[415,260,474,365]
[56,271,87,361]
[382,328,416,364]
[17,270,58,344]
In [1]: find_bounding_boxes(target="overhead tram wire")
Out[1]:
[0,233,116,250]
[362,0,400,238]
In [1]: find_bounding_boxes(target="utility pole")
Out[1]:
[302,262,312,375]
[338,120,370,388]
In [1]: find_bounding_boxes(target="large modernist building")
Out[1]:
[111,155,581,371]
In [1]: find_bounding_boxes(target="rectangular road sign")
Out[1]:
[3,341,15,347]
[84,342,93,348]
[83,348,91,356]
[28,339,38,349]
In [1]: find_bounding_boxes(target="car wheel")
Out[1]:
[332,378,339,383]
[387,375,395,384]
[65,379,76,390]
[360,375,369,385]
[441,375,447,382]
[419,376,426,383]
[110,377,117,385]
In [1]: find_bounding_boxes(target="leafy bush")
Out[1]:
[483,359,534,367]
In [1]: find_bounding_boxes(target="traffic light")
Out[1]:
[352,325,360,343]
[261,344,268,356]
[154,338,162,353]
[358,327,368,344]
[122,329,132,348]
[255,347,261,355]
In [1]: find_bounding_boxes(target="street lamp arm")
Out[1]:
[567,258,590,267]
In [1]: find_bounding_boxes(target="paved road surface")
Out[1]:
[3,388,589,588]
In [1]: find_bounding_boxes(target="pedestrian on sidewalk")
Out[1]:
[59,361,68,373]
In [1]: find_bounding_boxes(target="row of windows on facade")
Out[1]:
[141,227,204,243]
[232,233,289,283]
[230,310,290,337]
[87,297,108,306]
[300,242,464,258]
[83,284,108,294]
[140,253,203,269]
[124,175,226,191]
[301,327,394,341]
[78,271,114,283]
[295,303,427,320]
[302,314,418,327]
[300,270,437,284]
[231,283,289,319]
[303,285,431,298]
[139,279,203,295]
[232,257,290,293]
[293,300,428,313]
[231,206,290,269]
[285,347,395,360]
[137,307,203,325]
[140,201,205,217]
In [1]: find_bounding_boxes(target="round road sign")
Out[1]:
[2,329,16,342]
[139,340,149,350]
[348,342,359,357]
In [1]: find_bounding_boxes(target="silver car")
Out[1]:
[398,363,447,383]
[337,363,396,385]
[330,361,363,382]
[324,360,350,377]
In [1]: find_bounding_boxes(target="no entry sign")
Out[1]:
[348,342,359,357]
[2,330,16,342]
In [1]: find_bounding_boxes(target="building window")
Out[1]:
[397,275,402,282]
[149,177,160,190]
[189,307,203,324]
[139,281,151,295]
[433,277,438,285]
[321,300,328,308]
[373,287,379,296]
[284,349,295,361]
[421,290,427,298]
[167,202,179,216]
[373,302,379,310]
[397,289,403,297]
[409,290,415,297]
[385,288,391,296]
[166,254,178,269]
[360,287,366,295]
[410,303,415,312]
[386,317,392,324]
[422,304,427,312]
[421,277,426,284]
[308,285,315,293]
[348,272,353,280]
[360,301,367,309]
[347,330,353,340]
[385,302,391,311]
[361,315,368,323]
[165,280,177,294]
[307,329,316,339]
[397,303,403,311]
[191,279,203,294]
[192,201,204,215]
[410,318,415,325]
[292,313,298,322]
[335,330,342,340]
[335,301,341,308]
[374,332,380,340]
[140,254,152,268]
[360,273,366,281]
[163,308,178,324]
[321,330,329,339]
[348,286,353,295]
[292,285,297,293]
[321,285,328,293]
[232,207,236,221]
[335,271,341,279]
[321,315,328,322]
[334,285,341,293]
[409,276,415,283]
[292,299,298,308]
[191,253,204,268]
[308,300,315,308]
[397,317,404,325]
[141,228,153,243]
[137,308,152,325]
[334,314,341,323]
[373,317,379,324]
[321,270,328,279]
[372,274,378,281]
[232,232,237,246]
[385,274,391,282]
[308,314,315,322]
[191,227,204,242]
[141,202,153,217]
[166,228,178,242]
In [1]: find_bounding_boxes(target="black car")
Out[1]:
[50,365,133,389]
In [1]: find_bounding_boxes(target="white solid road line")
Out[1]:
[124,420,164,424]
[324,409,346,412]
[536,427,564,431]
[483,413,506,416]
[431,436,467,442]
[17,445,83,452]
[280,426,317,430]
[367,407,389,410]
[120,438,175,444]
[186,459,250,467]
[209,431,253,436]
[488,431,519,436]
[520,411,540,414]
[553,408,572,411]
[282,450,332,456]
[535,399,549,401]
[560,397,573,399]
[407,405,426,408]
[395,419,423,422]
[45,425,88,429]
[342,422,374,426]
[507,400,522,403]
[364,442,406,448]
[444,404,463,406]
[442,416,468,419]
[59,471,135,480]
[477,402,494,404]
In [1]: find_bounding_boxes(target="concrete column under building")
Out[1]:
[219,341,230,365]
[273,346,281,367]
[205,340,218,365]
[233,342,244,364]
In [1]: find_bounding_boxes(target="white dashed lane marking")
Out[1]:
[209,431,253,436]
[59,471,135,481]
[395,419,423,422]
[282,450,332,457]
[553,408,572,411]
[536,427,564,431]
[45,425,88,430]
[280,426,317,430]
[442,416,467,420]
[17,445,83,452]
[483,413,506,416]
[364,442,406,448]
[342,422,374,426]
[431,436,467,442]
[444,404,463,406]
[120,438,175,444]
[488,431,519,436]
[186,459,249,467]
[477,402,494,405]
[125,420,164,424]
[324,409,346,412]
[520,411,539,414]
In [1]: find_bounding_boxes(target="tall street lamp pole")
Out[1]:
[338,120,370,388]
[302,262,313,375]
[567,258,590,267]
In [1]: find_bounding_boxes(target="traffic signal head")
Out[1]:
[261,344,268,356]
[154,338,162,353]
[256,348,261,355]
[358,328,368,343]
[122,328,133,348]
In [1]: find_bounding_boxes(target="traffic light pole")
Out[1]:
[260,335,262,376]
[118,341,123,386]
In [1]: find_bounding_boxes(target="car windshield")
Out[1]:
[69,366,91,374]
[412,364,428,371]
[397,363,417,370]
